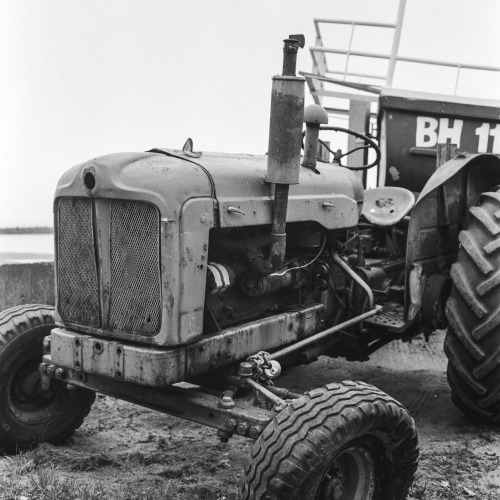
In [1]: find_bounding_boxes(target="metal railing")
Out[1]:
[305,0,500,112]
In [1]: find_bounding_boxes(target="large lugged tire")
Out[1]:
[445,191,500,424]
[0,304,95,454]
[239,381,418,500]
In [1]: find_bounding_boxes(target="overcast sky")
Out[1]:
[1,0,500,227]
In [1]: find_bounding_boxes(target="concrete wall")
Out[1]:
[0,261,55,311]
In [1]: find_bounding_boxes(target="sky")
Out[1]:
[1,0,500,227]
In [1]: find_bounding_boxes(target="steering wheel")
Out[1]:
[305,126,381,171]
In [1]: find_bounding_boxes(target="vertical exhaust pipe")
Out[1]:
[249,36,305,275]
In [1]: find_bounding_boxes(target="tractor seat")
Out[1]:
[361,186,415,227]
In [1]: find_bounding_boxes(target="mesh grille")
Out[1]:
[57,198,100,327]
[108,200,162,335]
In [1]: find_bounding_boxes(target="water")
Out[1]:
[0,234,54,262]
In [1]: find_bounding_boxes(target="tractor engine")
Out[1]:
[204,223,326,332]
[53,150,364,348]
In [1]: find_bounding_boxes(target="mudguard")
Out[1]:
[405,153,500,318]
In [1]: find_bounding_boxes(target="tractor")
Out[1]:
[1,35,500,499]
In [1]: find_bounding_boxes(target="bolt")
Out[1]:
[224,419,237,431]
[200,214,207,223]
[39,362,49,373]
[248,425,263,439]
[216,429,232,443]
[236,422,250,435]
[54,368,67,379]
[46,365,56,376]
[219,395,235,409]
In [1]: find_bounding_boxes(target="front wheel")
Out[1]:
[0,304,95,454]
[239,381,418,500]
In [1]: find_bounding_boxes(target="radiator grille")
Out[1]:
[57,198,100,327]
[108,200,162,335]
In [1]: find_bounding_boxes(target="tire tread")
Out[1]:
[446,193,500,423]
[0,304,95,453]
[240,382,418,500]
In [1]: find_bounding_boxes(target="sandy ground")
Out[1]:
[2,330,499,499]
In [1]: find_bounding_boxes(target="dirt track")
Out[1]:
[2,330,499,499]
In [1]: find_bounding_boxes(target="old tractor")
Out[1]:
[1,35,500,499]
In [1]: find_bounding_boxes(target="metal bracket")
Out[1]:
[40,365,275,442]
[238,355,288,412]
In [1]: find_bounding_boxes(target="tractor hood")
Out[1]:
[55,149,364,229]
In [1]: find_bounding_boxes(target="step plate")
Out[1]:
[365,302,408,332]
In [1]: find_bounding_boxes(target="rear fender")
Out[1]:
[404,153,500,319]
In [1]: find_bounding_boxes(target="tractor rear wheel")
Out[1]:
[445,191,500,423]
[239,381,418,500]
[0,304,95,454]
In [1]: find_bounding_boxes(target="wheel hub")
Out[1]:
[10,360,59,422]
[316,444,376,500]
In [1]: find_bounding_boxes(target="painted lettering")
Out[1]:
[416,117,438,147]
[490,124,500,154]
[475,122,490,152]
[437,118,463,148]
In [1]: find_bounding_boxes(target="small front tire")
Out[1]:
[0,304,95,454]
[239,381,418,500]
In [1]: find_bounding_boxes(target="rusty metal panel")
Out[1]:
[219,193,359,229]
[54,152,213,224]
[186,304,324,377]
[178,198,215,344]
[49,304,323,387]
[157,219,181,345]
[49,328,185,386]
[41,367,275,435]
[54,150,363,232]
[93,198,112,329]
[57,198,100,327]
[108,200,162,335]
[197,151,362,229]
[54,150,363,230]
[266,76,305,185]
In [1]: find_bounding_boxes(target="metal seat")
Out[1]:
[362,186,415,226]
